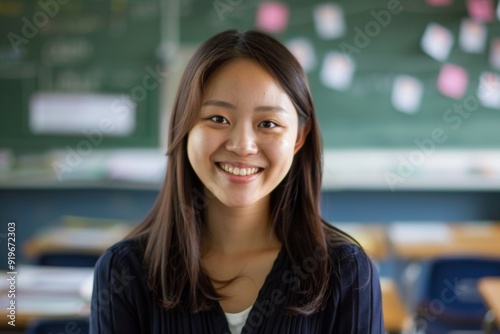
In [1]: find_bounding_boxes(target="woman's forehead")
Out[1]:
[201,59,295,110]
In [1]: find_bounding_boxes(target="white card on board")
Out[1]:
[286,38,316,72]
[391,75,424,114]
[459,19,487,53]
[477,72,500,109]
[29,92,136,136]
[421,23,454,61]
[313,3,346,39]
[320,52,355,91]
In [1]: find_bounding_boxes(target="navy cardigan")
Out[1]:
[90,237,384,333]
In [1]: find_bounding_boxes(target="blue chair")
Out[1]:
[35,252,101,267]
[412,256,500,334]
[25,318,89,334]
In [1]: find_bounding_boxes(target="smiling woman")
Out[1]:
[90,29,384,334]
[188,58,306,208]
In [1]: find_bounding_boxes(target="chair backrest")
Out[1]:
[25,318,89,334]
[413,256,500,334]
[35,252,101,267]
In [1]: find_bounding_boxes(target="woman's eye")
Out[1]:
[209,116,228,124]
[259,120,278,128]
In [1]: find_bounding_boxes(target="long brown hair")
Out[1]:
[128,29,354,315]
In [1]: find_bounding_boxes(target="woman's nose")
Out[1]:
[225,125,258,156]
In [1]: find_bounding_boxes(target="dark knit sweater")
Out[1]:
[90,237,383,333]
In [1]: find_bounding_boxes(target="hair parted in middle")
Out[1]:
[128,29,355,315]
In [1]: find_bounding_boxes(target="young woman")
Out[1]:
[90,29,383,333]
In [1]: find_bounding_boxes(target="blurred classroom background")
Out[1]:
[2,0,500,333]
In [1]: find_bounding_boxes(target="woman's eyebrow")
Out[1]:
[202,100,287,113]
[202,100,235,109]
[255,105,287,113]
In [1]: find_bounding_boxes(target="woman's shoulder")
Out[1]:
[95,236,145,273]
[326,240,377,286]
[323,223,372,264]
[91,237,154,333]
[93,236,150,303]
[322,240,384,331]
[327,240,366,260]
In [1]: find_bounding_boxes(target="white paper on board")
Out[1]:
[286,38,316,72]
[29,92,136,136]
[320,52,355,91]
[313,3,346,39]
[477,71,500,109]
[391,75,424,114]
[459,18,487,53]
[421,23,454,61]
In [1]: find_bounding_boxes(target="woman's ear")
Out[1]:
[294,119,311,154]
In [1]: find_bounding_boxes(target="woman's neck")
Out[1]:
[202,195,280,256]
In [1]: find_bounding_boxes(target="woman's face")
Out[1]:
[187,58,308,208]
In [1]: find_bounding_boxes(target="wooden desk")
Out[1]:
[381,278,409,333]
[3,268,409,333]
[3,269,410,333]
[334,223,388,260]
[0,266,92,328]
[0,295,90,328]
[388,222,500,260]
[478,277,500,330]
[23,224,131,259]
[28,222,388,261]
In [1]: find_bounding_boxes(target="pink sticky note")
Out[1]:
[256,2,289,33]
[467,0,494,22]
[437,64,468,99]
[426,0,453,6]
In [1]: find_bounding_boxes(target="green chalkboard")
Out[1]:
[0,0,165,150]
[179,0,500,149]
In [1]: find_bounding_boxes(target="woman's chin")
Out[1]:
[219,198,257,209]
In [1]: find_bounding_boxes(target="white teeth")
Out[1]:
[219,163,260,176]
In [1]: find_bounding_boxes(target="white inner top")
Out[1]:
[224,305,253,334]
